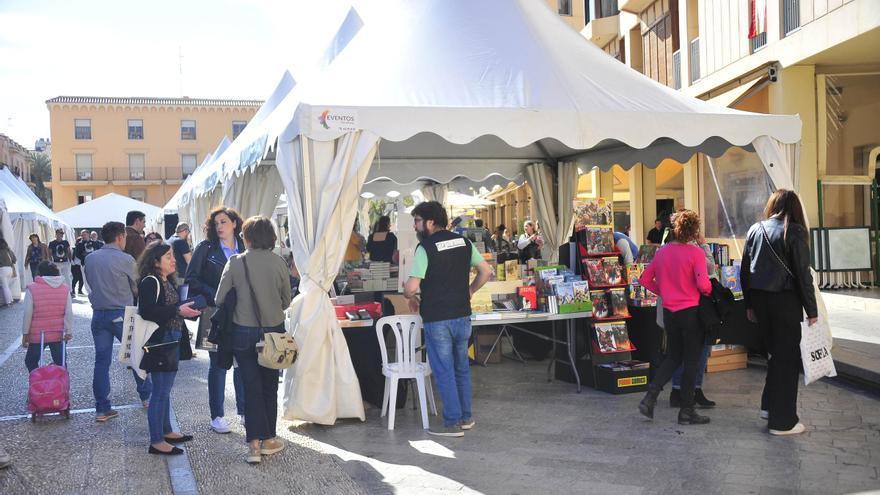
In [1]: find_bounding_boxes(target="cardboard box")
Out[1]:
[709,344,747,357]
[593,366,649,394]
[475,329,501,364]
[706,361,748,373]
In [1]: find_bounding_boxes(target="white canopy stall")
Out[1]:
[175,0,802,425]
[0,167,74,291]
[58,193,163,231]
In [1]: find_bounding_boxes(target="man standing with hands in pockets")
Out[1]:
[404,201,493,437]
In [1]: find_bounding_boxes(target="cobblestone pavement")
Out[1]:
[1,297,879,494]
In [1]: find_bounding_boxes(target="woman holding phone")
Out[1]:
[185,207,246,434]
[137,241,201,455]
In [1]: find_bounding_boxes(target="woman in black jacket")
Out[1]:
[138,241,201,455]
[185,207,246,434]
[742,189,818,436]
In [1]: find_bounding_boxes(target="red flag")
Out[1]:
[749,0,767,39]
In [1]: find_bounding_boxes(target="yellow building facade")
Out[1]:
[46,96,261,211]
[0,133,35,186]
[580,0,880,252]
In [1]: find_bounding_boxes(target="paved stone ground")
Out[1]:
[1,296,879,494]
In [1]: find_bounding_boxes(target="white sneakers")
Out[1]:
[760,410,769,420]
[211,417,231,434]
[770,423,806,436]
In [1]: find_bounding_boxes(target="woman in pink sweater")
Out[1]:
[637,210,712,425]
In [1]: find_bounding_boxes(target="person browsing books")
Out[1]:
[636,209,712,426]
[403,201,493,438]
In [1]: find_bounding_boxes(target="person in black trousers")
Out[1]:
[742,189,817,436]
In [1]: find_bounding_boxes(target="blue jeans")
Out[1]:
[91,309,152,413]
[148,329,180,443]
[232,324,282,442]
[25,341,64,372]
[208,351,245,418]
[424,316,472,427]
[672,343,711,389]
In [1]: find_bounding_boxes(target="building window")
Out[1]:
[74,119,91,140]
[129,153,145,180]
[129,189,146,202]
[232,121,247,139]
[558,0,572,16]
[128,119,144,140]
[75,153,93,180]
[181,120,197,140]
[181,154,198,178]
[76,190,94,204]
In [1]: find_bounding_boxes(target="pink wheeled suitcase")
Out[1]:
[27,332,70,421]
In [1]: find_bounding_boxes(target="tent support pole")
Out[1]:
[302,137,315,249]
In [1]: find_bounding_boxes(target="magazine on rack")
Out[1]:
[573,198,613,229]
[604,257,623,285]
[585,227,615,254]
[594,322,635,353]
[609,288,630,317]
[590,290,609,318]
[583,258,608,286]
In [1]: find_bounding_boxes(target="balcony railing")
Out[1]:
[783,0,800,36]
[60,168,109,181]
[60,167,183,182]
[750,31,767,52]
[112,167,162,181]
[672,50,681,90]
[689,38,700,83]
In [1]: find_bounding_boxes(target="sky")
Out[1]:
[0,0,356,148]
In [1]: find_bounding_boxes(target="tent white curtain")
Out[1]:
[277,130,379,424]
[555,161,579,255]
[420,183,449,205]
[753,136,799,193]
[221,166,285,221]
[525,163,560,262]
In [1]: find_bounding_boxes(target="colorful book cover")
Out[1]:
[604,257,623,285]
[518,286,537,310]
[583,258,609,286]
[609,288,630,317]
[572,281,589,303]
[626,263,642,285]
[504,260,520,281]
[573,198,613,229]
[556,283,575,305]
[721,264,742,295]
[590,290,609,318]
[545,275,565,295]
[496,263,505,281]
[636,244,659,264]
[585,227,615,254]
[492,292,520,311]
[594,322,636,353]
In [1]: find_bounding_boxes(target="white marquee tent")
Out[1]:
[0,167,74,292]
[174,0,802,425]
[57,193,163,231]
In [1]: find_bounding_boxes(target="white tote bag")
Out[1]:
[800,316,837,386]
[117,276,160,374]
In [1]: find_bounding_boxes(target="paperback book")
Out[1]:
[573,198,613,229]
[609,288,630,317]
[584,227,615,255]
[590,290,609,318]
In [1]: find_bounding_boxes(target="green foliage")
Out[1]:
[30,152,52,207]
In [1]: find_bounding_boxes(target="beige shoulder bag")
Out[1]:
[242,256,298,369]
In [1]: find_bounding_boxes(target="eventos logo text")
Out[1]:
[317,109,358,131]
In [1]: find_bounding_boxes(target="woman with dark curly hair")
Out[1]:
[636,209,713,425]
[137,241,201,455]
[185,207,246,434]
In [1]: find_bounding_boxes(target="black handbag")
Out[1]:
[179,330,193,361]
[140,340,180,372]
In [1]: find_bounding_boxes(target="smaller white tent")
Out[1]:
[57,193,163,230]
[0,167,73,291]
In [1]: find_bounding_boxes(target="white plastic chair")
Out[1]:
[375,315,437,430]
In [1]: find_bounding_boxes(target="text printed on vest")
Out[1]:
[435,238,467,252]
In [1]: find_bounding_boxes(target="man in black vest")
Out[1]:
[404,201,493,437]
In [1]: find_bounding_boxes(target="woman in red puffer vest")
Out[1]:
[22,261,73,372]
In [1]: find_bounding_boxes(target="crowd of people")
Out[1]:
[0,187,819,471]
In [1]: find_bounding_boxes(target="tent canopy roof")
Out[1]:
[58,193,163,229]
[0,167,68,228]
[276,0,799,171]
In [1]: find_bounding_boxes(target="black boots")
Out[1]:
[694,388,716,408]
[639,386,660,419]
[678,407,711,425]
[670,388,716,408]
